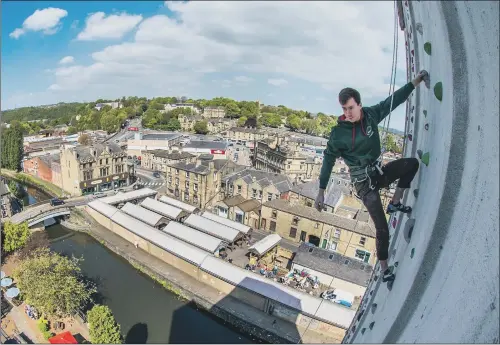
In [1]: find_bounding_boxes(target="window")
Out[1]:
[359,237,366,246]
[237,185,242,194]
[314,222,319,229]
[176,169,179,175]
[100,159,103,165]
[258,190,263,199]
[292,217,299,225]
[334,229,341,238]
[193,183,198,191]
[289,227,297,238]
[306,201,313,207]
[252,189,257,199]
[271,210,277,219]
[186,171,190,178]
[229,184,234,192]
[235,213,244,223]
[175,177,179,185]
[100,168,107,177]
[355,249,371,263]
[185,181,190,189]
[106,158,109,165]
[308,248,314,253]
[268,192,273,201]
[328,254,334,260]
[300,231,307,242]
[168,176,172,183]
[83,171,92,181]
[344,259,350,265]
[184,192,189,201]
[193,194,198,204]
[330,242,338,251]
[269,221,276,232]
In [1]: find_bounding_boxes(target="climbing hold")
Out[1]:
[394,261,399,268]
[391,248,397,258]
[410,248,415,258]
[408,134,413,141]
[404,218,416,243]
[413,189,419,198]
[478,125,481,131]
[392,217,397,228]
[369,322,375,330]
[417,149,423,159]
[434,82,443,101]
[425,123,429,130]
[352,325,356,332]
[411,105,415,113]
[387,280,394,291]
[369,290,374,296]
[423,110,427,117]
[411,116,414,123]
[424,42,432,55]
[371,303,378,314]
[416,23,423,35]
[361,328,366,335]
[421,152,430,166]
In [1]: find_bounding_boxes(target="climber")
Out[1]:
[315,70,429,283]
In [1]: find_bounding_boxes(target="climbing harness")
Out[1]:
[297,3,400,343]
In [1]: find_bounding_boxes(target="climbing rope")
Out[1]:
[297,3,400,343]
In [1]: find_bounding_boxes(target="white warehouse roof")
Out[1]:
[201,211,251,234]
[184,214,241,243]
[88,199,119,218]
[121,202,166,227]
[162,222,224,254]
[159,195,199,213]
[140,197,185,220]
[248,234,281,257]
[99,188,158,205]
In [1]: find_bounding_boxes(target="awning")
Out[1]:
[49,331,78,344]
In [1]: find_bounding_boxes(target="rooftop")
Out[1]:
[263,199,375,237]
[293,243,373,287]
[142,133,182,141]
[236,199,261,212]
[71,142,125,163]
[223,167,294,193]
[183,140,227,150]
[228,127,262,134]
[145,150,195,160]
[291,174,351,207]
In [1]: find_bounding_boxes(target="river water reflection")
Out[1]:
[13,181,260,344]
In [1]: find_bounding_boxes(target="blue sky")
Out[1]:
[2,1,410,130]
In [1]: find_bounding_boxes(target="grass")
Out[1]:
[1,169,65,198]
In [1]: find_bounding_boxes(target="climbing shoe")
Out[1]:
[382,268,395,283]
[386,202,412,214]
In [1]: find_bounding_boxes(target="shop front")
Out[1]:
[80,172,129,194]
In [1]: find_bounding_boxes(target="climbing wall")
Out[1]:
[343,1,499,343]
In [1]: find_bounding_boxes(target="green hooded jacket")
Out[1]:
[319,82,415,189]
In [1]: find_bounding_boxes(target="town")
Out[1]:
[0,97,404,344]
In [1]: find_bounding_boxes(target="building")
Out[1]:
[164,103,200,114]
[95,102,123,111]
[23,137,64,158]
[226,127,269,145]
[213,194,261,228]
[179,115,203,132]
[254,140,323,183]
[292,243,373,297]
[22,154,61,187]
[142,150,196,172]
[180,141,228,159]
[60,143,132,196]
[0,180,13,219]
[206,118,236,134]
[202,106,226,118]
[164,155,242,209]
[127,132,183,158]
[260,199,376,265]
[289,173,352,213]
[221,167,293,202]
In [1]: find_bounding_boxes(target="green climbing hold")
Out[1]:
[410,248,415,258]
[423,110,427,117]
[424,42,431,55]
[421,152,430,166]
[413,189,419,198]
[434,82,443,101]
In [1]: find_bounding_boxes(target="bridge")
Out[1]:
[9,205,72,227]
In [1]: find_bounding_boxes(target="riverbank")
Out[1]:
[74,208,342,344]
[1,170,64,198]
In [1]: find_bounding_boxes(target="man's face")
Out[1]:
[341,97,362,123]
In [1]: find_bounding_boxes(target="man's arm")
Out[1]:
[315,129,342,211]
[369,71,428,124]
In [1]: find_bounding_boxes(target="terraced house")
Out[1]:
[260,199,376,265]
[141,150,196,172]
[60,143,133,196]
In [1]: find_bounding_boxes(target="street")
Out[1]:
[135,166,166,190]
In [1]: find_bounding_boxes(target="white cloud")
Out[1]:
[234,75,253,84]
[77,12,143,40]
[316,97,326,101]
[10,7,68,39]
[42,2,406,115]
[268,78,288,87]
[59,56,75,65]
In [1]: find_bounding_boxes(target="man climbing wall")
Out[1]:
[315,70,429,283]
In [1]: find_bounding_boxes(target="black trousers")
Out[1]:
[354,158,419,261]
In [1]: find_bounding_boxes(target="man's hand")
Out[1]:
[412,70,429,88]
[314,189,325,212]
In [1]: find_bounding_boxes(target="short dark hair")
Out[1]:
[338,88,361,105]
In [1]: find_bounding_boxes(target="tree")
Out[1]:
[1,124,23,171]
[18,231,50,260]
[260,113,282,128]
[78,133,92,146]
[237,116,247,127]
[101,110,121,133]
[13,248,96,317]
[286,114,302,131]
[66,126,78,135]
[2,221,30,253]
[166,118,181,131]
[87,305,123,344]
[193,120,209,134]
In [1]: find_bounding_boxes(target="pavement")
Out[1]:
[135,167,166,190]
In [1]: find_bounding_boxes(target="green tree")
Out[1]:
[261,113,282,128]
[3,221,30,253]
[87,305,123,344]
[1,124,23,171]
[66,126,78,135]
[78,133,92,146]
[101,110,121,133]
[166,118,181,131]
[237,116,247,127]
[13,248,96,317]
[286,114,302,131]
[193,120,209,134]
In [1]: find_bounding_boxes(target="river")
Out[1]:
[12,181,260,344]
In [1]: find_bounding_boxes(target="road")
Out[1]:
[227,143,253,167]
[135,167,166,190]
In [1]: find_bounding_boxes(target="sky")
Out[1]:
[2,1,410,130]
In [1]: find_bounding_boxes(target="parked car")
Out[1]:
[93,192,106,198]
[50,198,65,206]
[152,172,161,178]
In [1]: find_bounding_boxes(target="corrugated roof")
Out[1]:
[201,211,251,234]
[162,222,224,254]
[248,234,281,256]
[100,188,158,205]
[236,199,261,212]
[110,211,208,266]
[121,202,165,227]
[88,200,119,218]
[141,198,184,220]
[184,214,241,242]
[159,195,198,213]
[263,199,375,238]
[200,256,355,328]
[223,168,293,193]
